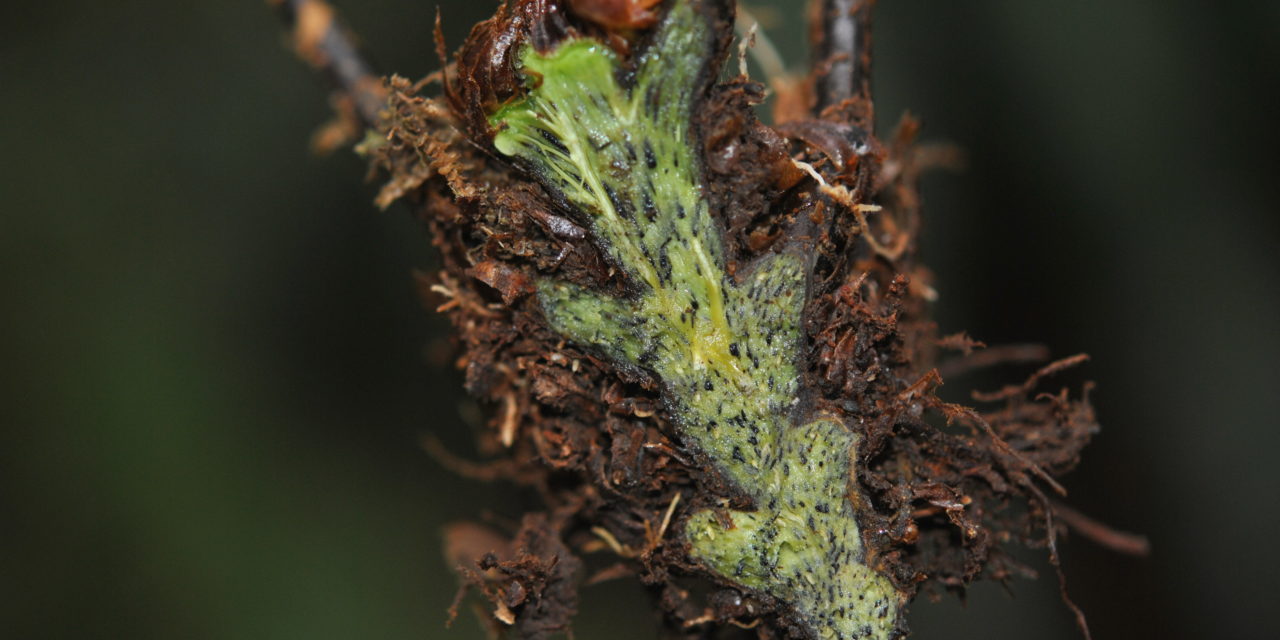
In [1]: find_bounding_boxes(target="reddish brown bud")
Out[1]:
[566,0,661,30]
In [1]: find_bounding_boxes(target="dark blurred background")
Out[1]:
[2,1,1277,638]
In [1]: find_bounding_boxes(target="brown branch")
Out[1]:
[937,343,1053,379]
[809,0,875,116]
[420,433,518,482]
[1052,500,1152,557]
[271,0,387,129]
[971,353,1091,403]
[1025,482,1093,640]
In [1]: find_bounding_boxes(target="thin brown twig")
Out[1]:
[937,343,1052,379]
[420,433,515,482]
[810,0,876,113]
[271,0,387,128]
[943,402,1069,496]
[1024,482,1093,640]
[1052,500,1151,556]
[971,353,1091,403]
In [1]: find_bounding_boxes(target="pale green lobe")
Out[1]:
[684,419,901,638]
[489,1,899,637]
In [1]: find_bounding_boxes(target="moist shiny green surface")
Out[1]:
[489,2,898,637]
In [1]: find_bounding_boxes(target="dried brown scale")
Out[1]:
[282,0,1108,636]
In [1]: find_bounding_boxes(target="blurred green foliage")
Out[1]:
[2,1,1277,638]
